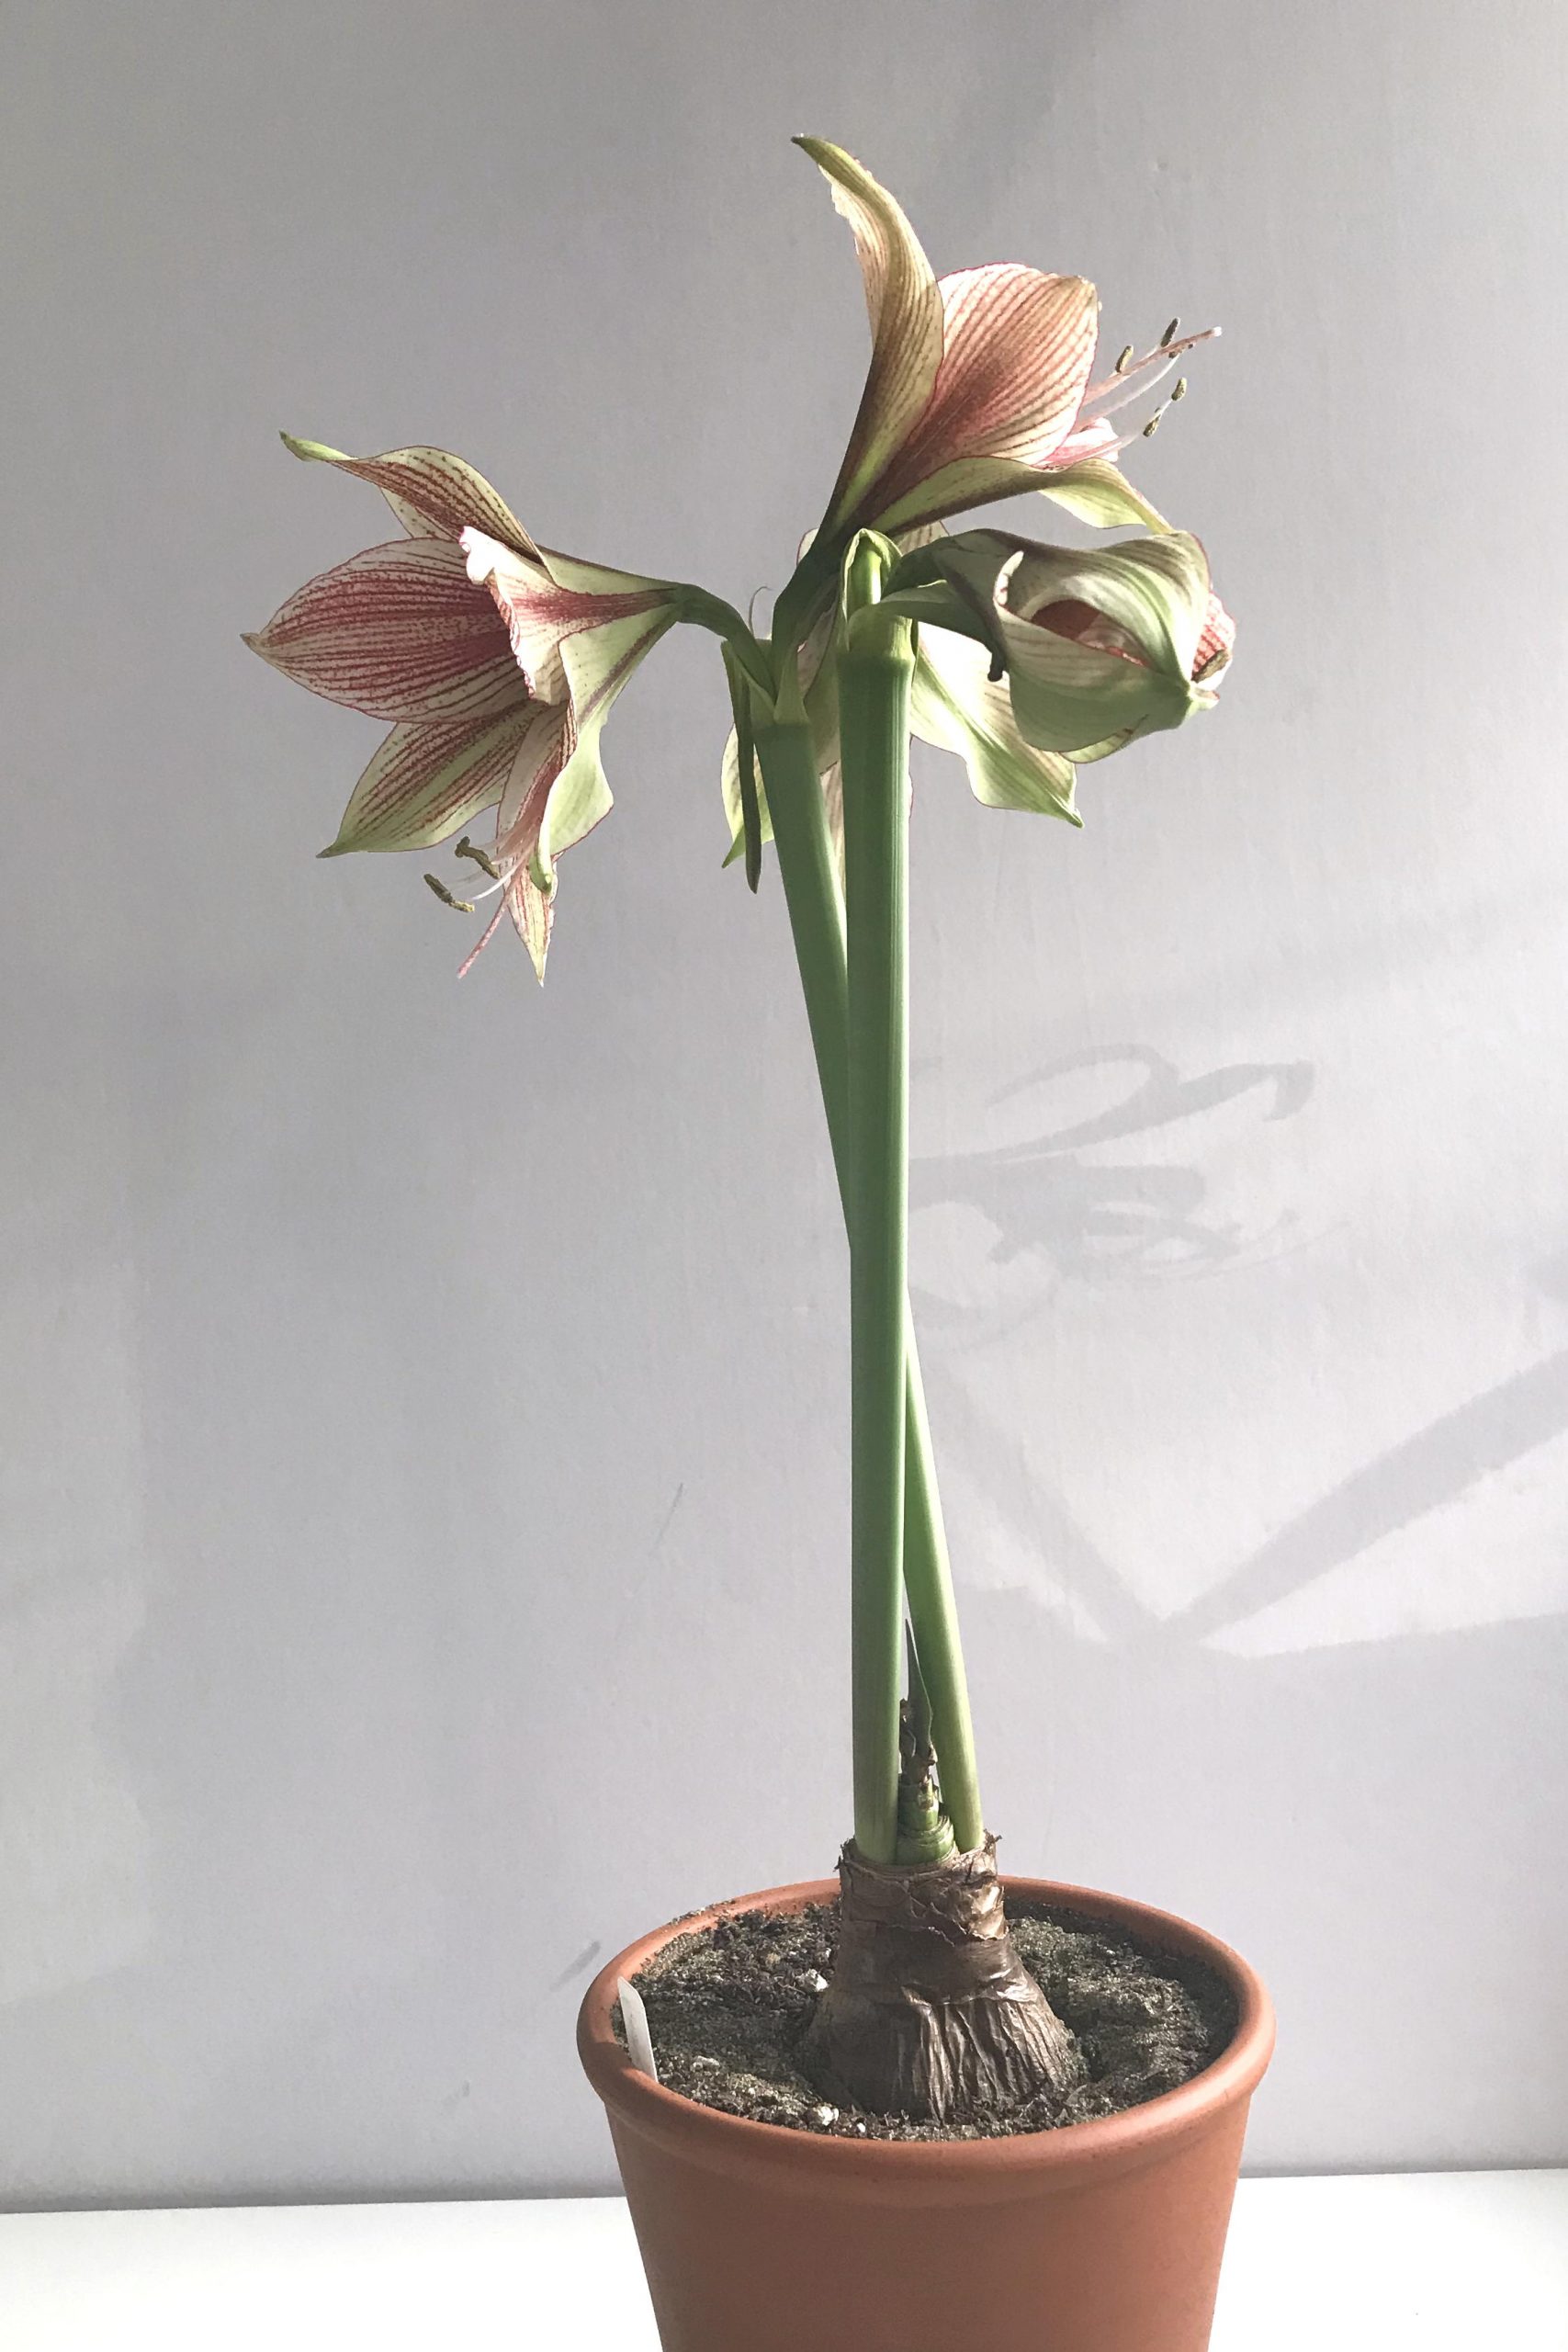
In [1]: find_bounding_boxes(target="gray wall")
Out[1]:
[3,0,1564,2205]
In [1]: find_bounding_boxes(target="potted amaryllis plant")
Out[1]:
[249,140,1272,2352]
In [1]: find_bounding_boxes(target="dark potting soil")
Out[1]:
[620,1899,1236,2142]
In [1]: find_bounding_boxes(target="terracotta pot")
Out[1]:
[578,1874,1273,2352]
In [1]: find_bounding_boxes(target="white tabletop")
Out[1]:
[1,2171,1563,2349]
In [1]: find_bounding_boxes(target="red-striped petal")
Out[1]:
[796,141,946,536]
[246,537,525,721]
[323,707,536,854]
[491,702,616,981]
[494,702,575,876]
[1192,591,1235,684]
[281,436,538,551]
[866,266,1100,532]
[463,530,674,715]
[458,718,613,974]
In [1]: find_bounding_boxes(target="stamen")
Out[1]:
[1171,376,1188,401]
[1078,421,1158,462]
[424,874,475,914]
[1142,409,1164,437]
[1081,324,1219,413]
[1115,344,1134,373]
[456,834,502,881]
[1160,316,1180,347]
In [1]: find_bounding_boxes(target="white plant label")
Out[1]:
[617,1975,659,2084]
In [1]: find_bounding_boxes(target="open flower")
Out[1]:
[245,438,679,977]
[800,140,1213,546]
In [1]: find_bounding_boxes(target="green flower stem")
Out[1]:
[840,608,911,1863]
[755,717,984,1857]
[897,1341,981,1851]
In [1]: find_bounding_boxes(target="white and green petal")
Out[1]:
[473,697,629,981]
[911,629,1079,823]
[1008,531,1212,676]
[475,701,575,978]
[321,706,537,856]
[995,531,1219,752]
[721,726,775,868]
[280,435,537,550]
[796,139,945,537]
[244,537,524,720]
[1036,454,1174,533]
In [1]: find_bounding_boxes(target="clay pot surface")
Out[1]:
[578,1874,1273,2352]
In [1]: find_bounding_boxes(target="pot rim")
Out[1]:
[578,1873,1274,2196]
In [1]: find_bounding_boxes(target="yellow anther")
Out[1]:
[455,835,502,881]
[424,873,476,914]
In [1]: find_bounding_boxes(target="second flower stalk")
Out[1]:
[751,536,982,1868]
[841,543,919,1869]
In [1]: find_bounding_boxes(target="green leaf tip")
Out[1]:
[793,133,850,171]
[279,432,344,465]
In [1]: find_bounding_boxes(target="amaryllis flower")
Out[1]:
[800,140,1213,548]
[724,525,1233,871]
[723,529,1080,876]
[978,529,1235,759]
[245,437,680,977]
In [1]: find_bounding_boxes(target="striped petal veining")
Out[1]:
[245,537,523,720]
[281,436,538,550]
[867,265,1100,532]
[321,707,537,855]
[797,140,946,537]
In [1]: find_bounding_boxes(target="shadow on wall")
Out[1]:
[913,1044,1314,1317]
[907,1044,1568,2163]
[911,1044,1568,1658]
